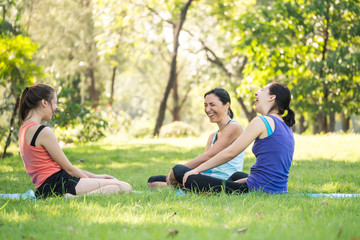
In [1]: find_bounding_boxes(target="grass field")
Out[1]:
[1,134,360,239]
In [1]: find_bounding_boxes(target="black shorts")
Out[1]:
[35,170,80,198]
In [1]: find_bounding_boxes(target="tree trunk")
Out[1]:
[299,114,306,134]
[319,4,329,134]
[153,0,193,136]
[329,111,335,132]
[88,67,98,106]
[109,66,116,106]
[2,95,19,158]
[313,113,323,134]
[235,95,257,122]
[81,0,99,107]
[153,51,178,136]
[341,113,350,132]
[172,75,180,121]
[321,114,328,133]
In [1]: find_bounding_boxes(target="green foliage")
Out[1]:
[231,0,360,119]
[2,0,359,136]
[128,118,155,138]
[159,121,198,138]
[0,34,41,86]
[0,5,43,154]
[0,0,22,36]
[51,88,108,144]
[99,106,132,136]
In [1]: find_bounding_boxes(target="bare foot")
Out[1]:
[64,193,78,198]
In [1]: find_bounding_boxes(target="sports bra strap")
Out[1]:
[30,125,46,147]
[259,116,273,137]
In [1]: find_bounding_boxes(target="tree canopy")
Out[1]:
[1,0,360,147]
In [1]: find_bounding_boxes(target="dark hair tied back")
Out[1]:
[268,82,295,127]
[19,83,55,123]
[204,87,234,119]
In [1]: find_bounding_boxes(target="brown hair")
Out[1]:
[19,83,55,123]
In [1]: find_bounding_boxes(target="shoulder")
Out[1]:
[24,123,44,137]
[207,132,216,142]
[218,121,243,140]
[249,116,263,125]
[248,116,268,131]
[227,121,243,134]
[38,126,57,140]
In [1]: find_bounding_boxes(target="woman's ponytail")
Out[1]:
[283,107,295,127]
[228,107,234,119]
[19,87,30,124]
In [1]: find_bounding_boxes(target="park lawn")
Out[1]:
[1,134,360,240]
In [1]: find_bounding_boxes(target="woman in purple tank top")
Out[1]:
[173,82,296,194]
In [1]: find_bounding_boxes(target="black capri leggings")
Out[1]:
[172,164,249,194]
[148,175,167,183]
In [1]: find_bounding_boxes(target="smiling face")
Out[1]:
[254,84,275,115]
[204,93,229,123]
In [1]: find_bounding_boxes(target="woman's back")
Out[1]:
[246,115,294,193]
[19,121,61,188]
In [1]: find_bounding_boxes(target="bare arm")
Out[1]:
[38,128,88,178]
[183,117,266,183]
[184,124,243,169]
[80,169,115,179]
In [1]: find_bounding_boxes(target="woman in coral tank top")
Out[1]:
[18,83,131,198]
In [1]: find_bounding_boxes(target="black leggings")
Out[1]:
[148,175,167,183]
[172,164,249,194]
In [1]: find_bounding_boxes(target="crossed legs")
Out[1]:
[172,164,249,194]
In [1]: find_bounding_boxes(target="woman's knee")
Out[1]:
[76,178,131,195]
[228,172,248,181]
[119,181,132,192]
[172,164,191,182]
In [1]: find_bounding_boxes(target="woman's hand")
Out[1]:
[165,173,171,185]
[183,168,201,185]
[235,178,247,184]
[96,174,115,179]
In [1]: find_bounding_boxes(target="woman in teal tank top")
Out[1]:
[148,87,245,188]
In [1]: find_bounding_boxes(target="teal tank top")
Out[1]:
[202,120,245,180]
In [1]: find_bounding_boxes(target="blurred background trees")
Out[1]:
[1,0,360,154]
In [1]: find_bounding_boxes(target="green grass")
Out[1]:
[1,134,360,239]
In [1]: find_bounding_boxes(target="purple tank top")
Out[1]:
[246,115,294,193]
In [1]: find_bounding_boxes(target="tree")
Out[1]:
[149,0,194,136]
[21,0,102,106]
[187,0,259,122]
[231,0,360,133]
[93,0,139,106]
[0,1,42,157]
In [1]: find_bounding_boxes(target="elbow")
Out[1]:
[62,166,78,176]
[226,150,237,160]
